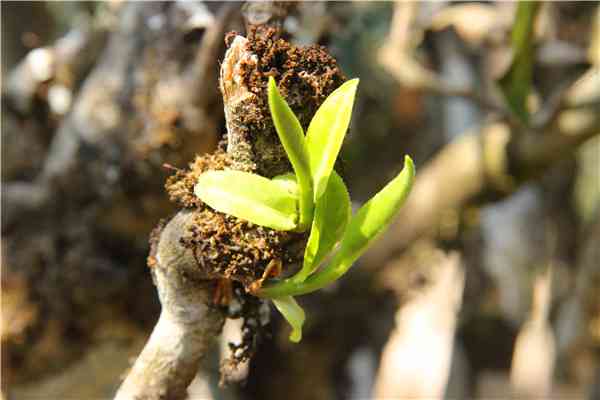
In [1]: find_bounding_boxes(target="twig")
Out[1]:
[531,73,587,130]
[364,67,600,268]
[373,252,464,398]
[510,268,555,396]
[114,211,225,400]
[186,4,239,109]
[378,2,513,122]
[115,11,309,398]
[113,32,260,400]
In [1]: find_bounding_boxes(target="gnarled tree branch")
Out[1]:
[114,211,225,400]
[114,8,329,397]
[365,69,600,267]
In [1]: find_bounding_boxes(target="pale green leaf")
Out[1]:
[258,156,415,298]
[272,173,299,197]
[306,79,359,201]
[195,170,298,231]
[268,77,314,231]
[272,296,305,343]
[292,171,351,283]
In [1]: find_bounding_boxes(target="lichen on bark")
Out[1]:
[222,27,346,177]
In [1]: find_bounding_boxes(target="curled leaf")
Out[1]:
[268,77,314,231]
[272,296,305,343]
[258,156,415,298]
[195,170,298,231]
[306,79,359,201]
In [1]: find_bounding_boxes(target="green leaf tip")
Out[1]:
[272,296,305,343]
[306,78,359,201]
[258,155,415,298]
[268,76,314,231]
[195,170,298,231]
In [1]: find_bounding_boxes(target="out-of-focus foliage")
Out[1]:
[498,1,540,123]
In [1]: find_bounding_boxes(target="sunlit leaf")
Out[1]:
[305,79,359,201]
[272,296,305,343]
[498,2,540,123]
[268,77,314,231]
[258,156,415,298]
[292,171,351,283]
[272,173,299,197]
[195,170,298,231]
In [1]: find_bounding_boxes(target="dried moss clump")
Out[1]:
[165,142,236,209]
[224,27,346,177]
[243,26,346,126]
[164,141,303,292]
[163,30,345,292]
[180,210,301,289]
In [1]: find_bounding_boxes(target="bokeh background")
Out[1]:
[2,1,599,399]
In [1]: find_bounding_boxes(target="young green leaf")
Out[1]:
[292,171,351,283]
[195,170,298,231]
[268,77,314,231]
[305,79,359,201]
[258,156,415,298]
[272,296,305,343]
[272,172,299,197]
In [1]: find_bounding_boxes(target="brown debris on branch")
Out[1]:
[222,27,345,176]
[115,23,348,399]
[162,27,347,293]
[180,207,301,291]
[165,144,235,209]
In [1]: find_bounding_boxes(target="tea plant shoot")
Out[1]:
[195,77,415,342]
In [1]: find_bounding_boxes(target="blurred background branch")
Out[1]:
[2,2,599,399]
